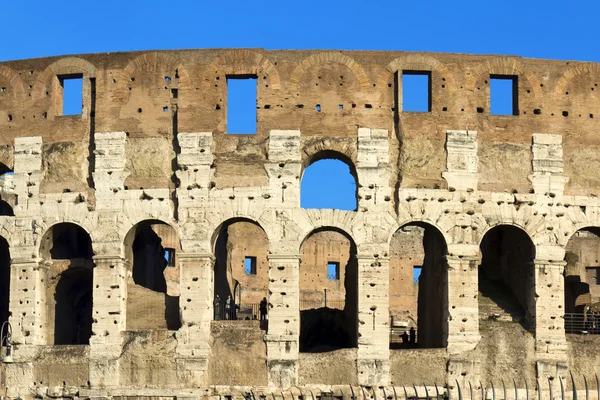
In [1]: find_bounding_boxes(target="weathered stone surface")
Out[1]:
[0,49,600,398]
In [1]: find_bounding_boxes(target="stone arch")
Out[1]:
[0,65,26,99]
[466,56,543,101]
[554,63,600,97]
[389,220,448,349]
[390,217,451,250]
[299,225,358,352]
[211,217,269,322]
[376,54,458,92]
[118,52,191,91]
[298,209,357,249]
[37,217,97,258]
[477,220,536,248]
[123,219,181,330]
[478,224,536,329]
[563,226,600,316]
[32,57,97,101]
[301,149,358,211]
[301,139,357,170]
[289,52,370,91]
[39,221,94,261]
[208,210,270,254]
[209,49,281,90]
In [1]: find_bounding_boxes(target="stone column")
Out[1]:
[9,259,47,347]
[357,254,389,386]
[533,258,567,358]
[175,253,214,387]
[446,253,481,353]
[89,255,128,388]
[265,254,300,388]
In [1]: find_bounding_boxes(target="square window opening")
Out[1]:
[164,248,175,267]
[227,75,257,134]
[490,75,518,116]
[327,262,340,281]
[244,256,257,275]
[413,266,422,283]
[402,71,431,112]
[59,74,83,116]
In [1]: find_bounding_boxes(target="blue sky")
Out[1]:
[1,0,599,211]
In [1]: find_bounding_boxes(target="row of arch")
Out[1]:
[0,50,596,103]
[2,215,595,351]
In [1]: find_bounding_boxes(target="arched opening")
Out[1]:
[0,165,16,216]
[0,237,10,328]
[213,219,269,327]
[124,220,181,331]
[564,227,600,333]
[299,228,358,352]
[54,268,93,344]
[301,151,358,211]
[39,223,94,345]
[389,222,448,349]
[479,225,535,329]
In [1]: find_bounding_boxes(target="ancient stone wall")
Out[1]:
[0,49,600,398]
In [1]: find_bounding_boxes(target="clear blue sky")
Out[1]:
[1,0,598,211]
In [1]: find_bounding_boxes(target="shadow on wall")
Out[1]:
[300,307,353,352]
[54,267,93,345]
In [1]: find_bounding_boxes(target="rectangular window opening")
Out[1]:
[490,75,518,116]
[164,248,175,267]
[402,71,431,112]
[585,266,600,285]
[227,75,257,134]
[327,262,340,281]
[59,74,83,116]
[244,256,257,275]
[413,266,422,283]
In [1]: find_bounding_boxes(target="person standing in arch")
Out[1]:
[259,297,268,321]
[213,295,221,320]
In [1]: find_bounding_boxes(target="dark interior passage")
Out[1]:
[126,220,181,331]
[299,228,358,352]
[0,237,10,327]
[54,267,93,345]
[479,225,535,328]
[132,226,168,293]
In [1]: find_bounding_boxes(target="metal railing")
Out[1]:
[213,303,267,321]
[564,312,600,334]
[390,327,418,345]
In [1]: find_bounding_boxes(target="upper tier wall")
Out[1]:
[1,49,599,195]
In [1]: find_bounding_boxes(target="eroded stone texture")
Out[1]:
[0,49,599,398]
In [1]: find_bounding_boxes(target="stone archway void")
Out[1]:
[389,222,448,349]
[299,227,358,352]
[300,151,357,211]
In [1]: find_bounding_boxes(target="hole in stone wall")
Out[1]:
[301,151,358,211]
[490,75,518,116]
[327,262,340,280]
[226,75,257,134]
[402,71,431,112]
[244,256,257,275]
[59,74,83,116]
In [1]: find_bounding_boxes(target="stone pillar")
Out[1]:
[533,257,567,358]
[265,254,300,388]
[175,253,214,387]
[528,133,568,196]
[446,252,481,353]
[89,255,128,388]
[357,254,389,386]
[442,130,479,192]
[9,259,47,347]
[356,128,391,213]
